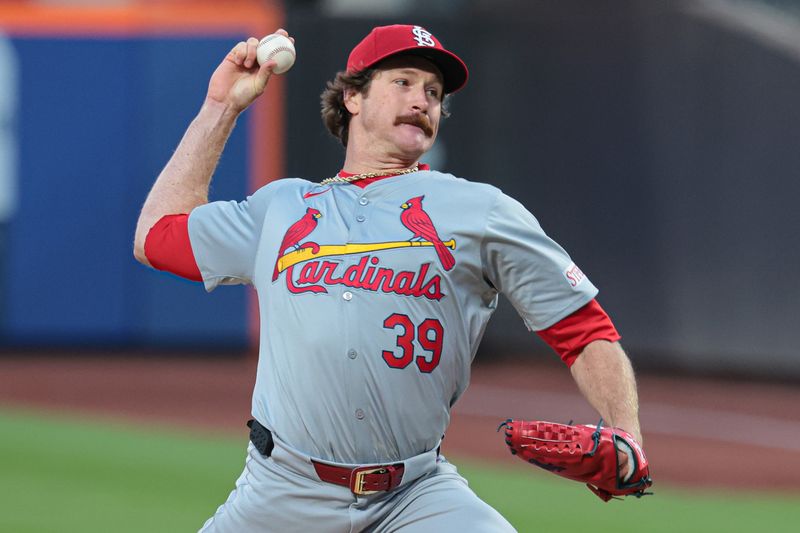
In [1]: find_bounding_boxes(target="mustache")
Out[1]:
[395,113,434,137]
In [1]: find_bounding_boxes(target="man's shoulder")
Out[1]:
[248,177,318,199]
[422,171,533,218]
[423,170,503,195]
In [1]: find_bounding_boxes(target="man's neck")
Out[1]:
[342,139,421,175]
[341,156,419,175]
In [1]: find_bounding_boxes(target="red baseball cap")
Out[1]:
[346,24,469,94]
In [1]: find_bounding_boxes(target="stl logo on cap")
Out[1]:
[412,26,436,47]
[346,24,469,94]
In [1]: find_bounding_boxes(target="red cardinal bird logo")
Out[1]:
[272,207,322,281]
[400,196,455,271]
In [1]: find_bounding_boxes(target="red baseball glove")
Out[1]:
[499,418,652,501]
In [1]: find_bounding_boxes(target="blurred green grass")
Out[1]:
[1,408,798,533]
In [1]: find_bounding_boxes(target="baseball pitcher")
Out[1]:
[134,25,650,532]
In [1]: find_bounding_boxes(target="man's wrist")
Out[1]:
[200,97,241,124]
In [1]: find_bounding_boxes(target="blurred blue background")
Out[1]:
[1,0,799,379]
[0,34,251,349]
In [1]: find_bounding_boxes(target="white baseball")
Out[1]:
[256,34,296,74]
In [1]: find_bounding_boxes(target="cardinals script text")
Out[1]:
[283,255,444,300]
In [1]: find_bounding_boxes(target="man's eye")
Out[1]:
[394,79,409,86]
[426,88,440,98]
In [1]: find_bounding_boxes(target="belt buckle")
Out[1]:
[350,466,387,496]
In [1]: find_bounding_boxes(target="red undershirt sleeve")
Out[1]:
[536,299,621,367]
[143,214,203,282]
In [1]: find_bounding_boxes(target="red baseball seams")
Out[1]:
[536,299,621,367]
[284,255,444,300]
[400,196,455,271]
[144,214,203,281]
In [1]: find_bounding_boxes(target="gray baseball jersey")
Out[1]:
[188,169,597,465]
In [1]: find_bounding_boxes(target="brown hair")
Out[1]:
[320,67,451,147]
[320,69,375,148]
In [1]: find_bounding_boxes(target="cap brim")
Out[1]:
[363,46,469,94]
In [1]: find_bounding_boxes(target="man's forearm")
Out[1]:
[133,99,239,265]
[569,340,642,443]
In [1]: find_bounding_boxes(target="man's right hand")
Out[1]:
[206,29,293,113]
[134,31,294,264]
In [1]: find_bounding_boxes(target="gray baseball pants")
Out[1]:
[198,436,516,532]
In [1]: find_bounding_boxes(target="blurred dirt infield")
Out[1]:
[1,353,799,491]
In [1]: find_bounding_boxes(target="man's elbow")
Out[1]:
[133,239,151,266]
[133,220,152,267]
[133,214,155,266]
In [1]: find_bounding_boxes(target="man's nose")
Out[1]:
[410,87,429,113]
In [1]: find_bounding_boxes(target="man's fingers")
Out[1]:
[253,60,276,94]
[275,28,295,45]
[227,41,247,65]
[244,37,259,68]
[230,32,293,68]
[227,38,262,69]
[617,446,631,481]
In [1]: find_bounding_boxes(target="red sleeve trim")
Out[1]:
[143,214,203,282]
[536,299,621,368]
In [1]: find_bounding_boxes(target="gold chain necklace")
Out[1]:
[320,165,419,185]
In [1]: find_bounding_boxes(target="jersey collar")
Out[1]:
[337,163,431,188]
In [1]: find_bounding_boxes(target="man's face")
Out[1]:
[346,56,444,161]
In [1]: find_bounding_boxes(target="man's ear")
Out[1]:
[343,87,360,115]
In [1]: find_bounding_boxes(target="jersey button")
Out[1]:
[342,291,353,301]
[347,349,358,359]
[358,197,369,206]
[355,408,365,420]
[356,215,366,222]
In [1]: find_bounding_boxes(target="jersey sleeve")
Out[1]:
[187,187,272,292]
[482,192,598,331]
[536,299,621,367]
[144,214,203,281]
